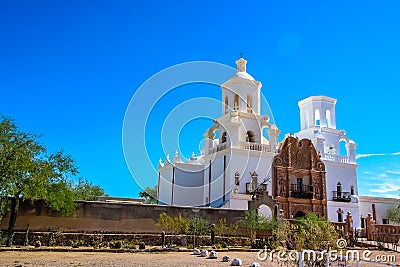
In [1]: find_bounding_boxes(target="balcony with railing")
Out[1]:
[246,183,267,195]
[323,153,353,164]
[240,141,272,153]
[209,142,227,154]
[290,184,313,199]
[332,191,351,202]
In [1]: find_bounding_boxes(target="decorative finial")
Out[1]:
[174,150,182,163]
[235,56,247,72]
[158,158,164,168]
[240,52,243,58]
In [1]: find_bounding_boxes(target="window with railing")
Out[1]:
[332,191,351,202]
[246,183,267,195]
[290,183,313,199]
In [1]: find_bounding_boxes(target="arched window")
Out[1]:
[315,109,321,126]
[350,185,354,195]
[339,140,347,156]
[337,208,344,222]
[326,109,332,128]
[224,96,229,114]
[221,132,227,143]
[246,131,256,143]
[251,171,258,191]
[337,182,342,195]
[247,94,252,113]
[235,172,240,185]
[212,129,220,147]
[234,94,239,111]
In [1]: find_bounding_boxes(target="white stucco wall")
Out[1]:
[327,201,361,228]
[359,196,399,225]
[158,167,173,205]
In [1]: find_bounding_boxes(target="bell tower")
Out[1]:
[298,96,337,130]
[221,56,262,116]
[202,56,280,155]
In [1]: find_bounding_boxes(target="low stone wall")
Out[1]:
[0,199,245,233]
[374,224,400,243]
[5,231,250,248]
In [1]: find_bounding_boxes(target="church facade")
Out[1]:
[157,57,397,228]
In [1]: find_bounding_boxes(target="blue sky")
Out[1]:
[1,1,399,198]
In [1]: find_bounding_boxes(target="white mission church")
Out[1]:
[157,57,397,228]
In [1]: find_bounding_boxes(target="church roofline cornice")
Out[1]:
[221,78,262,89]
[298,95,337,107]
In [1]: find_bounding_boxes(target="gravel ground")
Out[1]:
[0,250,399,267]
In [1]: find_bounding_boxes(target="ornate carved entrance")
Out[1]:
[272,136,327,219]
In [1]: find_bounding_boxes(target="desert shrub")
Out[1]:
[214,218,228,236]
[173,213,190,234]
[138,241,146,250]
[228,223,239,237]
[156,212,174,233]
[70,240,84,248]
[109,240,122,249]
[122,239,136,249]
[35,240,41,248]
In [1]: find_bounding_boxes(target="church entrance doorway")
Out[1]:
[294,210,306,219]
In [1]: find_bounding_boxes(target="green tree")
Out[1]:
[138,185,158,204]
[74,177,105,201]
[214,218,228,236]
[387,205,400,225]
[294,213,338,252]
[188,217,209,245]
[156,212,174,233]
[0,117,104,246]
[188,217,209,236]
[239,210,267,244]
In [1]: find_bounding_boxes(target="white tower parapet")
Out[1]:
[298,96,337,130]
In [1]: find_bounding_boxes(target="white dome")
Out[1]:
[231,71,255,81]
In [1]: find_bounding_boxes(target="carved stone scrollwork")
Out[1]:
[274,157,283,166]
[316,161,325,171]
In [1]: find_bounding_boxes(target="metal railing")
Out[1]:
[290,184,313,199]
[332,191,351,202]
[246,183,267,195]
[209,142,227,154]
[240,141,272,152]
[324,153,351,163]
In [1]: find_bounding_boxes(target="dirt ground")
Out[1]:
[0,250,399,267]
